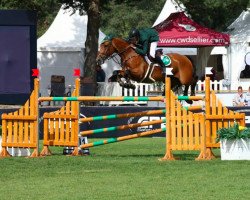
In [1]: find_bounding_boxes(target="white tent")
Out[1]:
[153,0,197,55]
[37,6,119,96]
[153,0,185,27]
[226,8,250,89]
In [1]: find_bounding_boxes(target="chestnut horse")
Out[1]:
[96,37,197,100]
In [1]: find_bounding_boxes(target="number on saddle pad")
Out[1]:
[161,55,171,66]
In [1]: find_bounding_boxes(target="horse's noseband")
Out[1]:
[96,54,106,65]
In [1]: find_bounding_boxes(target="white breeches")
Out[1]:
[149,42,158,58]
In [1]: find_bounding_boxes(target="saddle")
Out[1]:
[141,54,172,82]
[147,54,171,67]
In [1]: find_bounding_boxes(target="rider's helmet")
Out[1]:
[129,28,140,40]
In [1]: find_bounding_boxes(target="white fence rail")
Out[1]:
[96,80,228,106]
[196,80,228,92]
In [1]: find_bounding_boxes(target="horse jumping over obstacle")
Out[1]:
[96,37,198,102]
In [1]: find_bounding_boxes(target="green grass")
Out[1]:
[1,138,250,200]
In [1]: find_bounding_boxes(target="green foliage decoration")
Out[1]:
[216,123,250,143]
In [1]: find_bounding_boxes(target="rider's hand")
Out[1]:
[130,44,136,49]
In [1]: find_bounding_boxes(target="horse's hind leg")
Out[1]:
[183,75,198,105]
[170,77,181,94]
[183,85,193,105]
[190,75,198,96]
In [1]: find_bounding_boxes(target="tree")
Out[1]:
[177,0,249,31]
[101,0,165,38]
[59,0,101,82]
[101,0,249,36]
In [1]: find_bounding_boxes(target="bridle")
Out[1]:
[97,39,138,66]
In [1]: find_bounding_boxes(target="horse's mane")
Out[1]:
[112,37,130,49]
[114,37,129,43]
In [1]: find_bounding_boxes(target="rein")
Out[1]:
[122,55,140,65]
[106,42,135,66]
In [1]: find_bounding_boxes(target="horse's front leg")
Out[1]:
[116,70,126,87]
[125,78,136,90]
[117,69,135,89]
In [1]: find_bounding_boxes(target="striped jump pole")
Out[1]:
[80,109,166,123]
[182,106,203,111]
[81,118,166,136]
[176,96,204,101]
[80,127,166,149]
[39,96,164,102]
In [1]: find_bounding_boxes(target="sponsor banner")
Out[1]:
[229,107,250,127]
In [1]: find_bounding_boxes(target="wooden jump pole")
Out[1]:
[204,76,214,158]
[80,109,166,123]
[162,76,174,160]
[80,127,166,148]
[177,96,204,101]
[182,106,203,111]
[81,119,165,136]
[39,96,164,102]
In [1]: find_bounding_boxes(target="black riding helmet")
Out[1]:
[129,28,140,40]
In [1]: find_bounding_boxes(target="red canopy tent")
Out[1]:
[154,12,230,47]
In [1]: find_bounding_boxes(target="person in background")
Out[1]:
[233,86,246,106]
[96,65,106,82]
[245,86,250,106]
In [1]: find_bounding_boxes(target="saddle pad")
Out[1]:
[161,55,171,66]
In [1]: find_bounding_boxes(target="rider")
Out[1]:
[128,27,166,68]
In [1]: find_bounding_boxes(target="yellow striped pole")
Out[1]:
[80,109,165,123]
[81,119,165,136]
[39,96,164,102]
[80,127,166,148]
[176,96,204,101]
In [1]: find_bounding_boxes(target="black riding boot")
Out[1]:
[154,56,166,68]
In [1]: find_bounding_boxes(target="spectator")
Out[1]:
[245,86,250,106]
[240,65,250,78]
[233,86,245,106]
[96,65,106,82]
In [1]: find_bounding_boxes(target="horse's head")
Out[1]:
[96,35,116,65]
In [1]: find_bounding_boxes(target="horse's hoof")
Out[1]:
[185,100,193,105]
[123,83,130,89]
[119,82,125,87]
[130,84,136,90]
